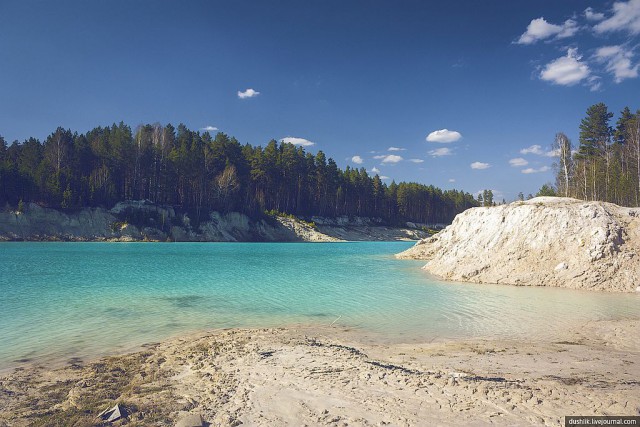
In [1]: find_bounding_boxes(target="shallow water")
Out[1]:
[1,242,638,370]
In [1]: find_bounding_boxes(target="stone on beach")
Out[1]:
[97,404,127,422]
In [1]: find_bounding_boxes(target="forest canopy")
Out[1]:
[0,123,477,225]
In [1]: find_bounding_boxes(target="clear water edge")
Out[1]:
[1,241,639,372]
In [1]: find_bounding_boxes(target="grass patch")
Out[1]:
[7,350,181,426]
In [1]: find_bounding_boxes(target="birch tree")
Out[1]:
[553,132,573,197]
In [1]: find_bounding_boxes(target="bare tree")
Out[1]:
[215,165,240,212]
[45,127,71,177]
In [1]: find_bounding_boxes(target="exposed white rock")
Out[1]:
[0,201,428,242]
[316,224,427,241]
[397,197,640,292]
[110,199,176,219]
[554,262,568,271]
[310,216,383,226]
[309,216,429,240]
[0,203,119,241]
[273,217,341,242]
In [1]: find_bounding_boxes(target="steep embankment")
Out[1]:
[0,202,287,242]
[397,197,640,292]
[0,201,429,242]
[312,216,430,241]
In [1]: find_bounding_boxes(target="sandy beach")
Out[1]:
[1,318,638,426]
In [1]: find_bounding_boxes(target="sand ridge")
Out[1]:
[397,197,640,292]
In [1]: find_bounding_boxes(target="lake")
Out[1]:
[1,241,639,370]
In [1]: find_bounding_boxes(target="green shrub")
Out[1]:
[264,209,317,229]
[111,221,128,232]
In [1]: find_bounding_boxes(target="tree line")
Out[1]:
[552,103,640,206]
[0,123,477,225]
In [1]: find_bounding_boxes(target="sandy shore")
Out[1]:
[1,319,638,426]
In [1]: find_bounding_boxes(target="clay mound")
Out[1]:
[397,197,640,292]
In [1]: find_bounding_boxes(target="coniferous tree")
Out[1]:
[615,107,634,145]
[554,103,640,206]
[482,189,493,206]
[577,103,613,201]
[0,123,478,224]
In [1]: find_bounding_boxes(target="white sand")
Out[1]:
[1,319,638,426]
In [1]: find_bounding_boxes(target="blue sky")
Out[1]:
[1,1,640,201]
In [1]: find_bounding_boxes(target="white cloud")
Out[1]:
[516,17,578,44]
[588,76,602,92]
[540,48,590,86]
[471,161,491,170]
[280,137,315,146]
[388,146,406,151]
[200,126,218,132]
[379,175,390,180]
[448,178,456,183]
[351,155,364,164]
[594,45,639,83]
[522,166,551,174]
[594,0,640,35]
[596,45,624,58]
[520,145,544,155]
[585,7,605,21]
[408,158,424,163]
[426,129,462,143]
[520,145,560,157]
[509,157,529,167]
[428,147,452,157]
[371,166,380,173]
[237,88,260,99]
[373,154,403,163]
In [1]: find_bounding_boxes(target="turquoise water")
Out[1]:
[1,242,639,370]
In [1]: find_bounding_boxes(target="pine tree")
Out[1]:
[615,107,634,145]
[577,103,613,200]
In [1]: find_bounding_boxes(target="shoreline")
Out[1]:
[4,277,635,377]
[1,319,638,426]
[0,238,420,243]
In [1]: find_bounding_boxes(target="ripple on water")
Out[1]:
[159,295,206,309]
[0,241,639,370]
